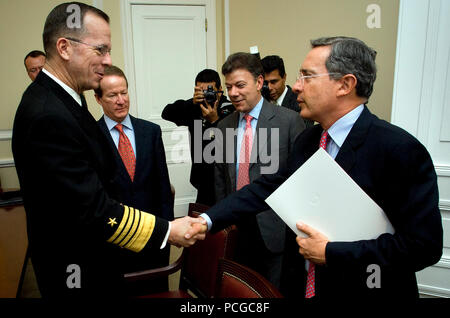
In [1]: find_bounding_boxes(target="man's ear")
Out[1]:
[56,38,72,61]
[256,74,264,91]
[336,74,357,97]
[94,93,102,105]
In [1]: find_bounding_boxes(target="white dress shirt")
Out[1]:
[102,114,137,157]
[275,86,288,106]
[42,68,82,106]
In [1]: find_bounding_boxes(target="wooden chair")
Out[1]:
[215,258,283,298]
[124,202,238,298]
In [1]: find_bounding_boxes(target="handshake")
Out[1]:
[168,216,208,248]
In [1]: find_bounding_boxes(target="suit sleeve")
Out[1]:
[153,125,174,221]
[26,113,168,253]
[214,123,228,203]
[288,112,306,154]
[208,168,289,232]
[161,98,198,127]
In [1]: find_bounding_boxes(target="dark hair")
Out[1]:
[43,2,109,59]
[94,65,128,97]
[195,69,221,88]
[221,52,264,80]
[310,36,377,99]
[261,55,286,78]
[24,50,46,66]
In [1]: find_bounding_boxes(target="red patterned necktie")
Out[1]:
[305,130,329,299]
[236,114,253,190]
[115,123,136,181]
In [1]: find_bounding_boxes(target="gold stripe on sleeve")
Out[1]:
[119,208,141,248]
[113,207,136,246]
[124,211,156,253]
[106,205,130,244]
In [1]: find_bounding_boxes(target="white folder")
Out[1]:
[265,148,394,241]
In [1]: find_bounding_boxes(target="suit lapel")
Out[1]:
[38,73,115,175]
[250,100,274,172]
[281,86,294,107]
[335,106,372,173]
[98,116,130,182]
[130,115,145,181]
[227,112,240,191]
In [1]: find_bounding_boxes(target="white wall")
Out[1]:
[392,0,450,298]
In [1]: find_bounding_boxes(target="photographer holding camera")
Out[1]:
[162,69,234,206]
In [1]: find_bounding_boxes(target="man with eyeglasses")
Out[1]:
[24,50,46,81]
[194,36,442,299]
[12,2,206,297]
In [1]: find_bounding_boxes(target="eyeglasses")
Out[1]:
[296,72,341,85]
[66,37,111,56]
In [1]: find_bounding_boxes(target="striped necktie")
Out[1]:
[305,130,329,298]
[236,114,253,190]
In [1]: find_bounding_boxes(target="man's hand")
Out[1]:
[199,99,219,123]
[169,216,207,248]
[296,222,329,265]
[193,86,205,105]
[193,86,219,123]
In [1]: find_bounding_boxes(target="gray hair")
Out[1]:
[43,2,109,59]
[311,36,377,100]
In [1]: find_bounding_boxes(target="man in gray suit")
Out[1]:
[213,52,305,288]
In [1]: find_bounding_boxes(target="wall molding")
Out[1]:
[435,164,450,177]
[0,130,12,141]
[0,158,14,168]
[224,0,230,58]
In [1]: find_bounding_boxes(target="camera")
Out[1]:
[203,85,218,105]
[261,80,271,100]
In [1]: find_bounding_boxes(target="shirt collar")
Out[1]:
[104,114,133,132]
[239,96,264,121]
[275,86,288,105]
[327,104,364,148]
[42,68,82,106]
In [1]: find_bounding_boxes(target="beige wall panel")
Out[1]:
[228,0,399,121]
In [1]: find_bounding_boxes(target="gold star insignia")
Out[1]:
[108,218,118,227]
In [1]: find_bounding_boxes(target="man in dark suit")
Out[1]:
[196,37,443,299]
[261,55,314,128]
[95,65,173,294]
[12,2,205,297]
[214,52,305,288]
[162,69,234,206]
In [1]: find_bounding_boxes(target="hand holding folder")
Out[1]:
[265,148,394,242]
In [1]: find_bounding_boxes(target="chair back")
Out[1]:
[215,258,283,298]
[180,203,237,298]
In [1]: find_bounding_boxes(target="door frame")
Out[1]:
[120,0,217,118]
